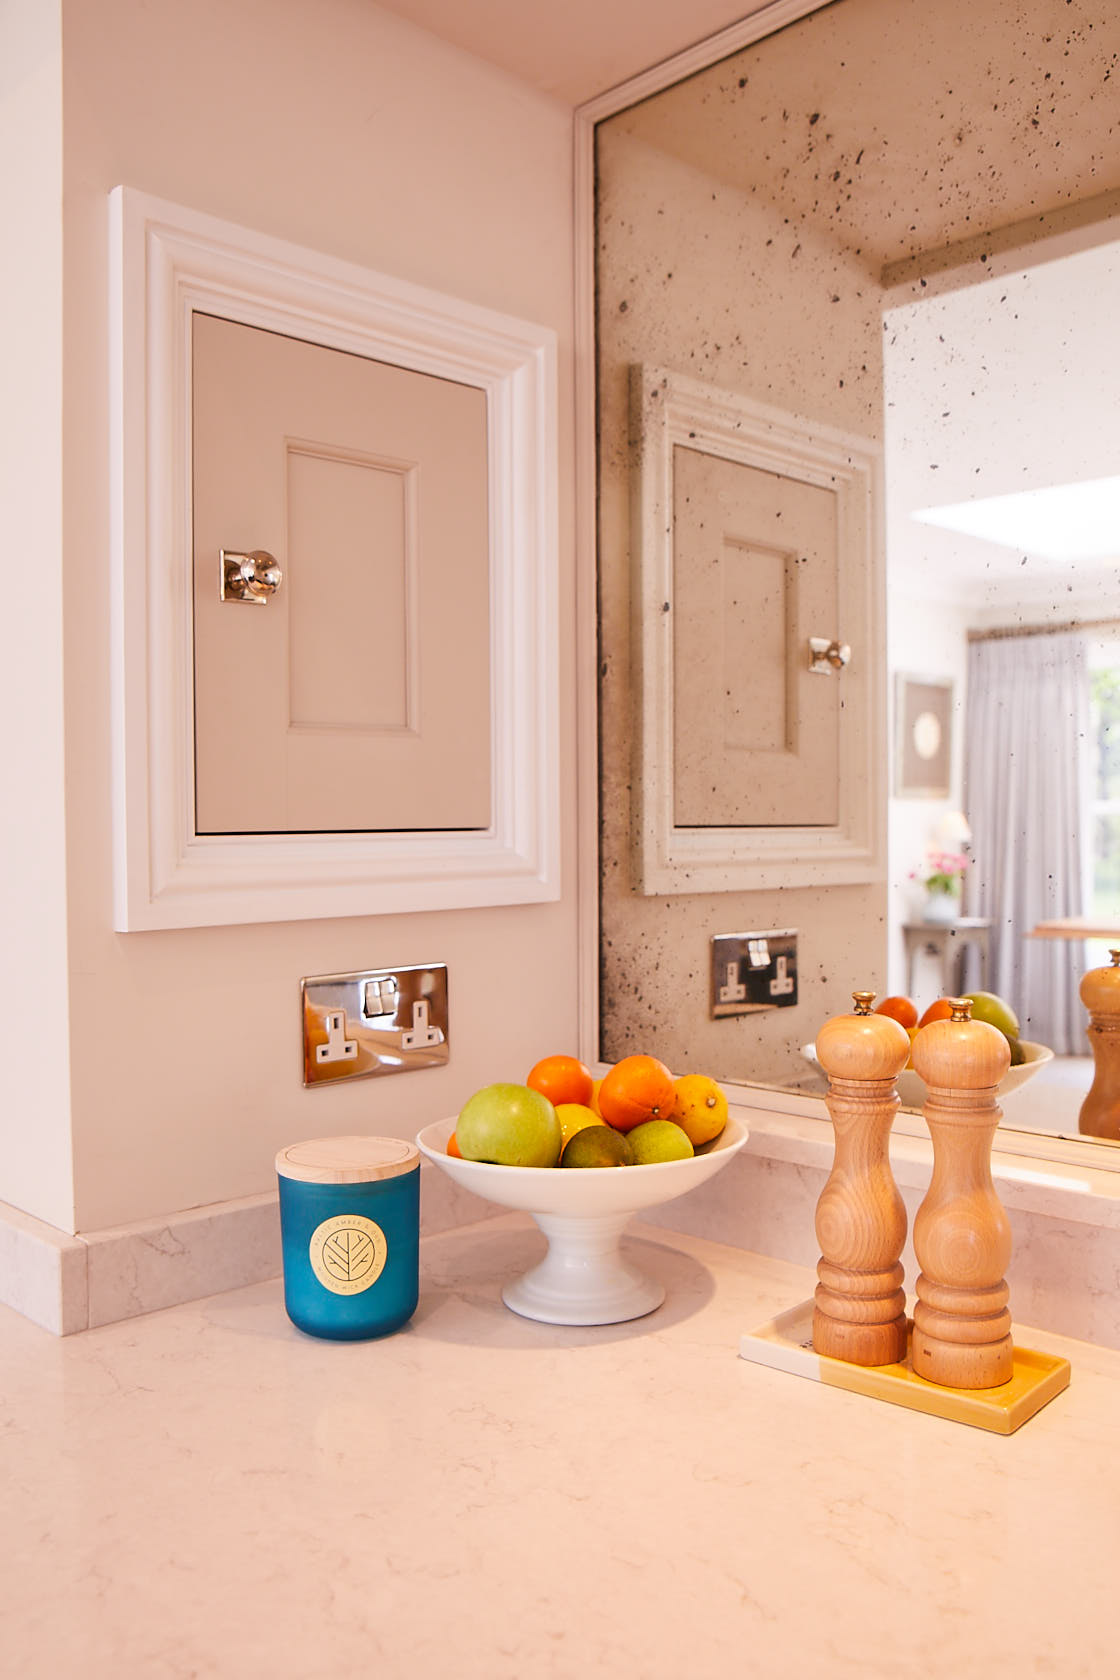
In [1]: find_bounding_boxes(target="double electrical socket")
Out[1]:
[301,965,449,1086]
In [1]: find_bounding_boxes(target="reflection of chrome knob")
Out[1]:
[220,548,283,604]
[808,636,852,674]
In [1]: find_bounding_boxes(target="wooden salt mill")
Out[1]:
[911,998,1013,1389]
[812,991,911,1366]
[1079,949,1120,1142]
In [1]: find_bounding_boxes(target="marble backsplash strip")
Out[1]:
[82,1160,502,1330]
[4,1117,1118,1343]
[1,1157,504,1335]
[644,1148,1120,1353]
[84,1193,283,1330]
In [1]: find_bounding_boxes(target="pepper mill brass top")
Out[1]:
[911,998,1014,1390]
[812,990,911,1367]
[1079,949,1120,1141]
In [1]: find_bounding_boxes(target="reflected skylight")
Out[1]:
[913,475,1120,562]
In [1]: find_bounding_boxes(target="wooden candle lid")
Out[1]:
[1080,949,1120,1014]
[816,991,910,1081]
[276,1135,419,1183]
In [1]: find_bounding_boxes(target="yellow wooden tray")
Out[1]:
[739,1300,1070,1434]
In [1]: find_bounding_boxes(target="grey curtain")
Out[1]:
[964,631,1090,1056]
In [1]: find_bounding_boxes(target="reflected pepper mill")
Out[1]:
[1079,949,1120,1142]
[812,991,911,1366]
[911,998,1014,1389]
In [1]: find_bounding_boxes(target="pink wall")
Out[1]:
[31,0,579,1232]
[0,0,74,1231]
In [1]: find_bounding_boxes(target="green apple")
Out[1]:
[456,1083,562,1167]
[966,991,1021,1041]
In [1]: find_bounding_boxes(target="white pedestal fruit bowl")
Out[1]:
[416,1113,749,1326]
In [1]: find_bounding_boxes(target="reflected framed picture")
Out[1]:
[895,674,952,798]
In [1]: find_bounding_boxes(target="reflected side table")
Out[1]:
[902,918,992,999]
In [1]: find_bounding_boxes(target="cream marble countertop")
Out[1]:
[3,1215,1119,1680]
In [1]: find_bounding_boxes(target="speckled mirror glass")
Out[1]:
[596,0,1120,1147]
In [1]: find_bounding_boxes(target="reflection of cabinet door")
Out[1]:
[671,446,838,827]
[192,314,491,834]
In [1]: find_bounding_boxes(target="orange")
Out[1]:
[588,1078,603,1117]
[918,997,955,1028]
[447,1131,463,1158]
[526,1053,594,1110]
[875,995,918,1030]
[598,1054,676,1134]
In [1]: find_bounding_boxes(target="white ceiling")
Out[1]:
[371,0,765,105]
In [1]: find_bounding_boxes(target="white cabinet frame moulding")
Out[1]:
[109,186,559,930]
[630,364,884,895]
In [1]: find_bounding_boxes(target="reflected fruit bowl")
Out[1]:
[801,1039,1054,1110]
[416,1113,748,1326]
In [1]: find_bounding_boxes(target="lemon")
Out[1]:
[555,1102,603,1148]
[559,1126,633,1168]
[627,1119,694,1164]
[671,1074,728,1147]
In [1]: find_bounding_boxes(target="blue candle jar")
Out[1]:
[275,1136,420,1340]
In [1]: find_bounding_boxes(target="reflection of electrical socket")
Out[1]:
[711,931,799,1017]
[316,1010,358,1064]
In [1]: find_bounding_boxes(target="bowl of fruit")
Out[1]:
[417,1054,748,1326]
[802,990,1053,1110]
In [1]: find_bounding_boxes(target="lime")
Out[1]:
[627,1119,694,1164]
[965,991,1021,1040]
[559,1126,633,1168]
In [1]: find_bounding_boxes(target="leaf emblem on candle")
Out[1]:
[308,1215,388,1295]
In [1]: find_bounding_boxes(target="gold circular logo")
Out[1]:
[308,1215,388,1296]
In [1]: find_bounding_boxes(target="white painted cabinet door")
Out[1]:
[192,313,491,834]
[671,445,839,827]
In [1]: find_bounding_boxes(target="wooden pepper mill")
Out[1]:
[812,990,911,1366]
[911,998,1013,1389]
[1079,949,1120,1142]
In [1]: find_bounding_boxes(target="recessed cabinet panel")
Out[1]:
[671,446,839,828]
[192,313,491,835]
[286,446,410,733]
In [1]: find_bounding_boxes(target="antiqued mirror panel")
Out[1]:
[596,0,1120,1143]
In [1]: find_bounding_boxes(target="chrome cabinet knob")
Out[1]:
[220,548,283,604]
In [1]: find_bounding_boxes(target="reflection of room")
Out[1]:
[885,239,1120,1134]
[595,0,1120,1145]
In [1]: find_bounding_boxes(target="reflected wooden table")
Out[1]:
[902,918,991,998]
[1029,918,1120,943]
